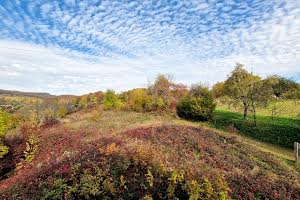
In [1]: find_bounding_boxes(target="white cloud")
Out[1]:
[40,3,53,14]
[0,0,299,94]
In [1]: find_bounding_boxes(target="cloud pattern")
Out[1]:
[0,0,299,94]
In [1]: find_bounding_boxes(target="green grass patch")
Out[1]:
[211,109,300,149]
[217,99,300,118]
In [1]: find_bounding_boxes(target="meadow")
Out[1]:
[213,100,300,149]
[1,108,300,199]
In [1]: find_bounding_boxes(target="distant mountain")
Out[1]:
[0,89,55,98]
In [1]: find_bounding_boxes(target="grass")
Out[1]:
[174,119,295,161]
[62,105,299,159]
[212,100,300,149]
[2,108,300,199]
[62,107,173,134]
[217,99,300,118]
[62,107,298,162]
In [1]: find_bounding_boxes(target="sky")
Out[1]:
[0,0,300,95]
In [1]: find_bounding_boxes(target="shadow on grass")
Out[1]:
[210,110,300,149]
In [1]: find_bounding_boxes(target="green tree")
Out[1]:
[224,63,260,119]
[57,106,68,118]
[249,79,273,125]
[265,75,299,98]
[212,82,226,98]
[104,90,122,110]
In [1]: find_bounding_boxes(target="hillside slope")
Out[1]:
[1,109,300,199]
[0,89,54,98]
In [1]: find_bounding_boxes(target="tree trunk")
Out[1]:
[243,101,248,119]
[271,105,275,125]
[252,104,256,126]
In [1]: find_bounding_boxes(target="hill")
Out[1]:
[1,109,299,199]
[0,72,299,199]
[0,89,54,98]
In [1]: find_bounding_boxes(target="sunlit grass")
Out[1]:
[217,99,300,119]
[210,109,299,148]
[62,109,173,134]
[63,108,297,162]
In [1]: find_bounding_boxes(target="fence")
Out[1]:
[295,142,300,163]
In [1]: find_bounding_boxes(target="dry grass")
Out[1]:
[64,109,295,161]
[2,108,300,199]
[63,109,172,133]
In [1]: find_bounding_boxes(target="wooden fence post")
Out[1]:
[295,142,300,163]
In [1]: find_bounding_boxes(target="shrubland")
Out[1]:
[1,113,299,199]
[0,64,300,199]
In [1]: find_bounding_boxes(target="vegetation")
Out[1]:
[0,67,299,199]
[223,63,272,120]
[177,85,216,121]
[1,118,299,199]
[104,90,123,110]
[24,135,38,163]
[0,109,10,158]
[121,88,152,112]
[265,75,300,98]
[212,108,300,149]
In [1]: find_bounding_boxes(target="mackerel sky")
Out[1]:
[0,0,300,95]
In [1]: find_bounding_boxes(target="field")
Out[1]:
[1,106,300,199]
[213,100,300,149]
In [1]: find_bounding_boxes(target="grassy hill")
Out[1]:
[1,108,300,199]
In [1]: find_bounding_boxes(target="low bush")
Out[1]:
[177,85,216,121]
[24,134,38,163]
[2,125,300,199]
[36,154,229,200]
[57,106,68,118]
[0,109,11,158]
[0,142,9,158]
[177,96,216,121]
[145,97,171,113]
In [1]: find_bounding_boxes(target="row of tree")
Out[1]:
[3,63,299,128]
[1,64,299,158]
[63,64,299,123]
[212,63,300,124]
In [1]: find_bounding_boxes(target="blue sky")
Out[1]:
[0,0,299,95]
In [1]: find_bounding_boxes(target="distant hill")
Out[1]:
[0,89,55,98]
